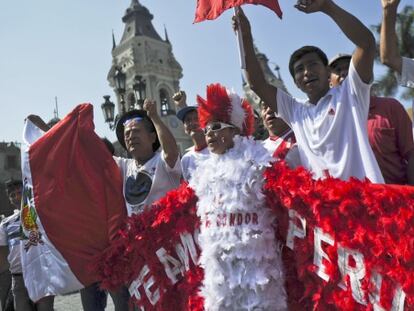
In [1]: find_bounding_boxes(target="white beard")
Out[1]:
[189,136,287,311]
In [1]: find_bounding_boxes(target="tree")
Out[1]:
[372,5,414,100]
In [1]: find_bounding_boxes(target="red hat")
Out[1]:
[196,83,254,136]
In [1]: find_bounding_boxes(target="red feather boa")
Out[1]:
[96,162,414,310]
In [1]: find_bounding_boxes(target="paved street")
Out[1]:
[54,292,114,311]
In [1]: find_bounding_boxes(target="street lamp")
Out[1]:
[133,75,146,110]
[101,95,116,130]
[114,67,127,113]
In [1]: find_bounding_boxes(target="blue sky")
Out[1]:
[0,0,411,143]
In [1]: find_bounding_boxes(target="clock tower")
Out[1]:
[108,0,191,152]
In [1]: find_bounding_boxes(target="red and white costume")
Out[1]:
[189,84,287,310]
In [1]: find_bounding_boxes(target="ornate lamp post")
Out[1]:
[133,75,146,110]
[102,67,127,130]
[114,67,127,114]
[101,95,116,130]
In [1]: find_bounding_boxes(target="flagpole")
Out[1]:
[234,7,246,69]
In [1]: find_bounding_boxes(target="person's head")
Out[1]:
[260,101,290,137]
[177,106,203,137]
[328,54,352,87]
[289,46,330,103]
[116,110,160,162]
[197,83,254,154]
[5,179,22,209]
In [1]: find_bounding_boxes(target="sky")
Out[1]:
[0,0,411,143]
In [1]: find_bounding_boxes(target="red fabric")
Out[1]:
[197,83,254,136]
[97,160,414,310]
[272,130,296,160]
[368,96,414,184]
[194,0,282,23]
[29,104,127,285]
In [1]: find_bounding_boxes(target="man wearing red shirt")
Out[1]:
[329,54,414,185]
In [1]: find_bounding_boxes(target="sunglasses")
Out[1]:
[203,122,235,134]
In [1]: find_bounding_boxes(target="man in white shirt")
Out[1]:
[115,99,181,215]
[380,0,414,88]
[173,91,208,181]
[234,0,384,183]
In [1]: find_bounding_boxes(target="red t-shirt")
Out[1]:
[367,96,414,184]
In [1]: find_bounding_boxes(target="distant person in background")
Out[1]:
[173,91,208,181]
[329,53,414,184]
[0,179,54,311]
[380,0,414,88]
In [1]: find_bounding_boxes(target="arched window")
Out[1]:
[159,89,172,116]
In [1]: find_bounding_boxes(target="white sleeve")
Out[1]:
[345,61,371,116]
[397,57,414,88]
[0,224,7,246]
[275,89,299,125]
[161,151,182,177]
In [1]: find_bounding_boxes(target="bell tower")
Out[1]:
[108,0,191,152]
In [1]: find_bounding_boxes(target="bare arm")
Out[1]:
[232,8,278,113]
[296,0,376,83]
[172,91,187,110]
[380,0,402,73]
[144,99,179,168]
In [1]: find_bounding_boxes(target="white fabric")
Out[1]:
[115,151,181,215]
[189,136,287,311]
[397,57,414,88]
[21,120,83,302]
[262,130,301,169]
[181,147,209,181]
[276,61,384,183]
[0,211,22,274]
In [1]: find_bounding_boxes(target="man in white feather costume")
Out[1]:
[188,83,287,311]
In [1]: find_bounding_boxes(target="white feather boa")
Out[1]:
[189,136,287,311]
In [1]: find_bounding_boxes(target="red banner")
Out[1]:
[194,0,282,23]
[97,162,414,310]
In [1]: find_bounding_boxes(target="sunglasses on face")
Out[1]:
[203,122,235,134]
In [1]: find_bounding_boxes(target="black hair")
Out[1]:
[288,46,328,78]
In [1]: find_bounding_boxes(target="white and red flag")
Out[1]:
[20,104,126,302]
[194,0,282,23]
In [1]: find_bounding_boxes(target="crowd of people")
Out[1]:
[1,0,414,310]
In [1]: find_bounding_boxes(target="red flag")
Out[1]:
[194,0,282,23]
[25,104,126,289]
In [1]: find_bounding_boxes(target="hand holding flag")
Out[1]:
[194,0,283,23]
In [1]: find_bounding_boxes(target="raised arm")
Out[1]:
[296,0,376,83]
[26,115,50,132]
[232,7,278,113]
[380,0,402,73]
[143,99,179,168]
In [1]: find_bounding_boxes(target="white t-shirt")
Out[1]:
[0,211,22,273]
[276,62,384,183]
[262,130,301,168]
[181,147,209,181]
[115,151,181,215]
[397,57,414,88]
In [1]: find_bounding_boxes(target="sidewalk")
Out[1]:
[54,292,114,311]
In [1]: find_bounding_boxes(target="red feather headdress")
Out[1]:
[196,83,254,136]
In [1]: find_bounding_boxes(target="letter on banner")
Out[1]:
[313,227,334,282]
[369,271,385,311]
[156,247,183,285]
[175,232,199,271]
[286,209,306,250]
[337,247,367,305]
[129,264,161,305]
